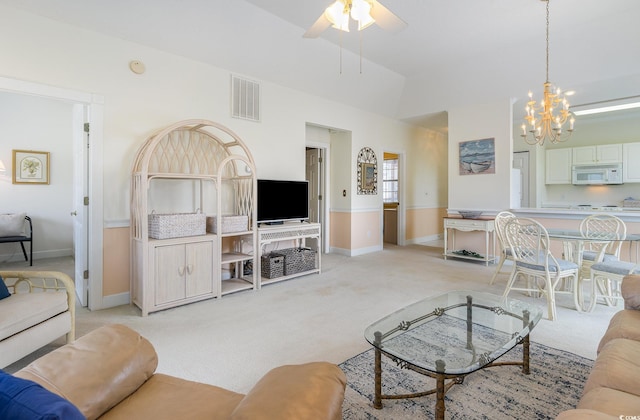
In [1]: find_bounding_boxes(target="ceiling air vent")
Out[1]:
[231,75,260,122]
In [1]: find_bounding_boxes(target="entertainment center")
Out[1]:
[130,119,320,316]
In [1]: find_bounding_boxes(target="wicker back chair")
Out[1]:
[502,217,579,321]
[488,211,516,285]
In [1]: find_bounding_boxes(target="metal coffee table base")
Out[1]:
[373,334,531,420]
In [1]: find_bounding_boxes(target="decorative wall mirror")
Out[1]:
[357,147,377,195]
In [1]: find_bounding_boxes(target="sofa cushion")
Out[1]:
[0,370,84,420]
[16,324,158,420]
[99,373,244,420]
[0,276,9,300]
[578,386,640,418]
[0,213,26,237]
[0,291,68,341]
[597,309,640,353]
[583,338,640,398]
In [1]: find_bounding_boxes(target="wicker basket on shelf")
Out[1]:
[148,211,206,239]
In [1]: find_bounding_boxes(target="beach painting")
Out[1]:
[459,138,495,175]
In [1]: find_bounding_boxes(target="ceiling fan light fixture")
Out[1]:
[325,1,350,32]
[351,0,375,31]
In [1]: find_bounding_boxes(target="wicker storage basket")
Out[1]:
[261,253,284,279]
[206,215,249,234]
[148,212,206,239]
[280,248,317,275]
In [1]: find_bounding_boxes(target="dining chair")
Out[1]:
[588,261,640,312]
[502,217,579,321]
[488,211,516,285]
[579,214,627,280]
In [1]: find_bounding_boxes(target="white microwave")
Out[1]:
[572,164,623,185]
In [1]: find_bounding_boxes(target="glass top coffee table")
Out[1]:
[364,290,543,420]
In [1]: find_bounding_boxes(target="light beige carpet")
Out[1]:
[3,244,618,395]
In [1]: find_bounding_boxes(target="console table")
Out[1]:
[443,218,496,266]
[257,222,321,286]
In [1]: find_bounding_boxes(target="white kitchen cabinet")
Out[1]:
[572,144,622,165]
[153,238,215,307]
[623,142,640,182]
[546,148,572,184]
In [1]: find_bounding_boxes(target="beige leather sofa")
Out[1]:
[14,324,347,419]
[556,274,640,419]
[0,270,75,368]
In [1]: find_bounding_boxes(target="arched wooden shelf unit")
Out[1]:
[130,119,257,316]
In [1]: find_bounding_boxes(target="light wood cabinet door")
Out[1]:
[155,244,187,305]
[186,240,213,298]
[154,240,214,306]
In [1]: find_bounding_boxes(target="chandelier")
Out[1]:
[324,0,375,32]
[521,0,575,146]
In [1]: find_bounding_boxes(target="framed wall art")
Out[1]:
[459,138,495,175]
[12,149,50,185]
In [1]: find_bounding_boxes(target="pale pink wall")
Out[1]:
[351,211,381,249]
[330,211,351,250]
[103,227,130,296]
[406,207,448,241]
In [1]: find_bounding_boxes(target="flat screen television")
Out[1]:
[257,179,309,224]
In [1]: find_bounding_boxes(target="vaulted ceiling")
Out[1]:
[3,0,639,130]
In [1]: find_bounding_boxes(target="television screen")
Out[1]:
[257,179,309,224]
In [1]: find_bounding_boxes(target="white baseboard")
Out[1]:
[101,291,130,309]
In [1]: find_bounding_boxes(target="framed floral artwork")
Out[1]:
[12,149,50,185]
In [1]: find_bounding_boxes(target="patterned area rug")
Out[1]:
[340,341,592,419]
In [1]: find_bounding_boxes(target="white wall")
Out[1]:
[448,98,514,212]
[0,5,443,229]
[0,92,74,261]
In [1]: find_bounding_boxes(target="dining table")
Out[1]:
[546,228,640,312]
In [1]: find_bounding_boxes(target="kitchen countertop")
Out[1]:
[511,207,640,221]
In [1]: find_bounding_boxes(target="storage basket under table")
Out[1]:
[261,253,285,279]
[279,248,317,275]
[148,212,206,239]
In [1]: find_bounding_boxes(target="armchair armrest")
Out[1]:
[0,270,76,342]
[621,274,640,310]
[231,362,347,420]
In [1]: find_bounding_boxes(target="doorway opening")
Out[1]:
[0,76,104,310]
[383,152,399,244]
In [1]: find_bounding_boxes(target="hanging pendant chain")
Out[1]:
[545,0,550,83]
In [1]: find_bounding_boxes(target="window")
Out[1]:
[383,158,398,203]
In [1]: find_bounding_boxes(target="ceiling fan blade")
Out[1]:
[370,0,408,33]
[303,13,331,38]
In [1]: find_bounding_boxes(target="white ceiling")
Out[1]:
[3,0,640,129]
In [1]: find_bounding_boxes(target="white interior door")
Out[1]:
[72,105,89,306]
[305,148,321,251]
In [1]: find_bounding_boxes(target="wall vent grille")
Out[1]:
[231,75,260,122]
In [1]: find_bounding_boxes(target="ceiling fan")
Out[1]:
[303,0,407,38]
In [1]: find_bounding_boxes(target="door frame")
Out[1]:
[382,149,406,246]
[0,76,105,310]
[305,141,330,253]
